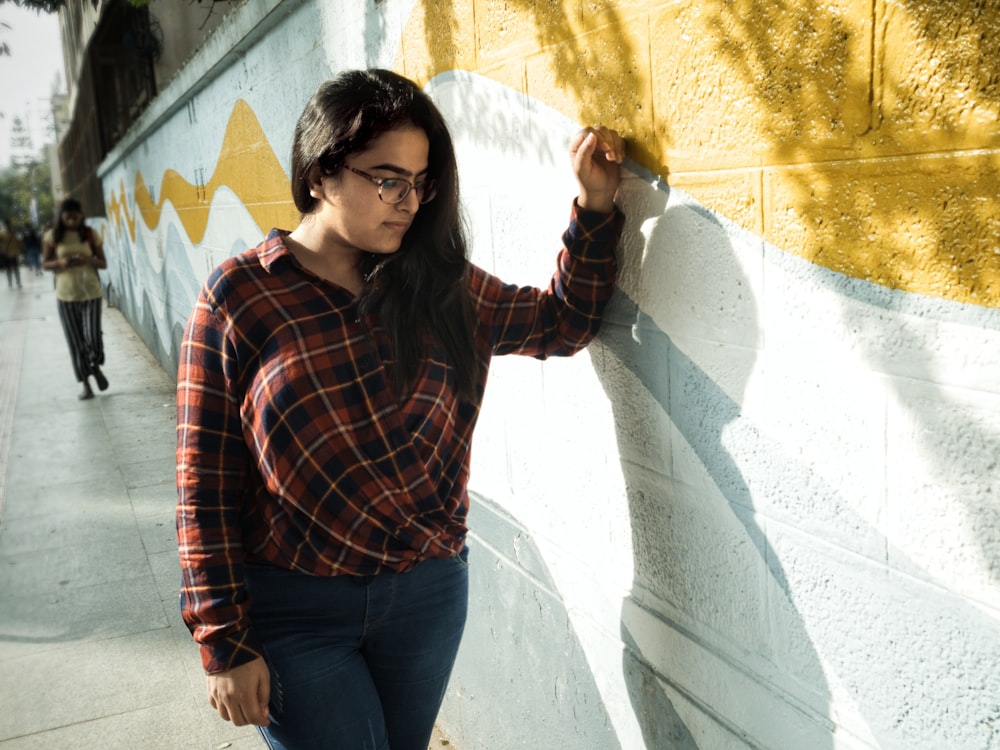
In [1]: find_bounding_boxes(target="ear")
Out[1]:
[306,163,327,200]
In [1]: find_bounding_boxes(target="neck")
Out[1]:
[286,224,363,294]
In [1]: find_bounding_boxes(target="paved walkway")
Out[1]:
[0,273,453,749]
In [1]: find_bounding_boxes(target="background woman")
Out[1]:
[42,198,109,400]
[22,224,43,276]
[1,219,22,289]
[176,68,625,750]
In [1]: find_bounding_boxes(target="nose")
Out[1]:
[398,186,421,213]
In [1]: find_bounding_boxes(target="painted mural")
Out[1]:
[399,0,1000,309]
[97,0,1000,748]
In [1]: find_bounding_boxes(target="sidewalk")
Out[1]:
[0,273,261,749]
[0,274,453,750]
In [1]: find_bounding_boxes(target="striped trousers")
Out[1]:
[57,298,105,382]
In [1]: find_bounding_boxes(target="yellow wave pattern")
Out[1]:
[104,3,999,310]
[105,99,299,245]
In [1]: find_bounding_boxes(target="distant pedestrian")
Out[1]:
[22,225,42,275]
[1,219,22,288]
[42,198,109,400]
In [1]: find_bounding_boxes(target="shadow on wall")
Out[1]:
[452,496,626,750]
[703,0,1000,594]
[408,0,999,743]
[593,183,1000,747]
[413,0,660,172]
[454,494,704,750]
[702,0,1000,299]
[592,189,833,748]
[413,0,1000,598]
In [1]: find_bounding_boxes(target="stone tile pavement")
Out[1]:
[0,273,455,750]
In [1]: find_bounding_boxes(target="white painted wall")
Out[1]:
[93,1,1000,748]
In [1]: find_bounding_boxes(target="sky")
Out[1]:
[0,4,66,169]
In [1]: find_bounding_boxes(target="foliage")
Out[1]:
[0,156,56,230]
[0,0,208,10]
[0,0,95,11]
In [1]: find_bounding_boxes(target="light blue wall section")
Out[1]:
[98,0,329,375]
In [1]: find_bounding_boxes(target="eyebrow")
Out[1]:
[367,162,429,178]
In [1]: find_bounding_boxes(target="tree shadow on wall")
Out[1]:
[415,0,1000,596]
[701,0,1000,593]
[414,0,660,172]
[410,0,1000,743]
[428,73,703,747]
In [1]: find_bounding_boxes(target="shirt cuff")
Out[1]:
[565,199,626,260]
[200,629,265,675]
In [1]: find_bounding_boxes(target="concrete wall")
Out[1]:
[95,1,1000,748]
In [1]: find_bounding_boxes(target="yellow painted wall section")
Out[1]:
[105,99,299,244]
[399,0,1000,309]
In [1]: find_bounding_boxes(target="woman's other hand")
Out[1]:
[570,125,626,213]
[206,656,271,727]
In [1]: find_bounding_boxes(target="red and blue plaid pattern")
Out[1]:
[176,200,623,673]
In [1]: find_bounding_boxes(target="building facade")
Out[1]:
[57,0,231,211]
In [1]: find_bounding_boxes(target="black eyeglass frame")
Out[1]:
[345,166,438,205]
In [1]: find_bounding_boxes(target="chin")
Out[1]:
[368,244,404,256]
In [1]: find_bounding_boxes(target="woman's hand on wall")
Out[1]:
[571,125,625,214]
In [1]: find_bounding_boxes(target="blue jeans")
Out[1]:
[245,549,469,750]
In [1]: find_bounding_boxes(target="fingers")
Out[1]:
[210,688,266,727]
[206,658,271,728]
[570,125,625,164]
[588,124,626,163]
[571,130,599,175]
[569,125,626,178]
[256,665,271,725]
[571,124,626,213]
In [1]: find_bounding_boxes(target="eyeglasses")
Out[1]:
[345,166,438,205]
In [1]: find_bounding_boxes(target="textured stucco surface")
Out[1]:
[401,0,1000,308]
[92,0,1000,748]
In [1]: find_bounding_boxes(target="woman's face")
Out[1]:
[61,210,83,229]
[310,124,431,258]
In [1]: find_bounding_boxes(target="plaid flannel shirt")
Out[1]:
[176,200,624,673]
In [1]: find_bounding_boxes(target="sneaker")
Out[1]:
[93,365,109,391]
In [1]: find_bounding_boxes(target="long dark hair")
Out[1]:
[291,69,477,401]
[53,198,89,245]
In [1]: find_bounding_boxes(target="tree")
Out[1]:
[9,116,33,168]
[0,1,106,11]
[0,0,228,10]
[0,154,56,229]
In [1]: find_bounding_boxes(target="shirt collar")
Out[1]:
[257,228,295,272]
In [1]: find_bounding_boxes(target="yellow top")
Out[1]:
[1,229,21,259]
[44,228,103,302]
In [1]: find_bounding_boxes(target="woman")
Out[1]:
[22,225,43,276]
[2,219,22,289]
[42,199,109,399]
[176,68,625,750]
